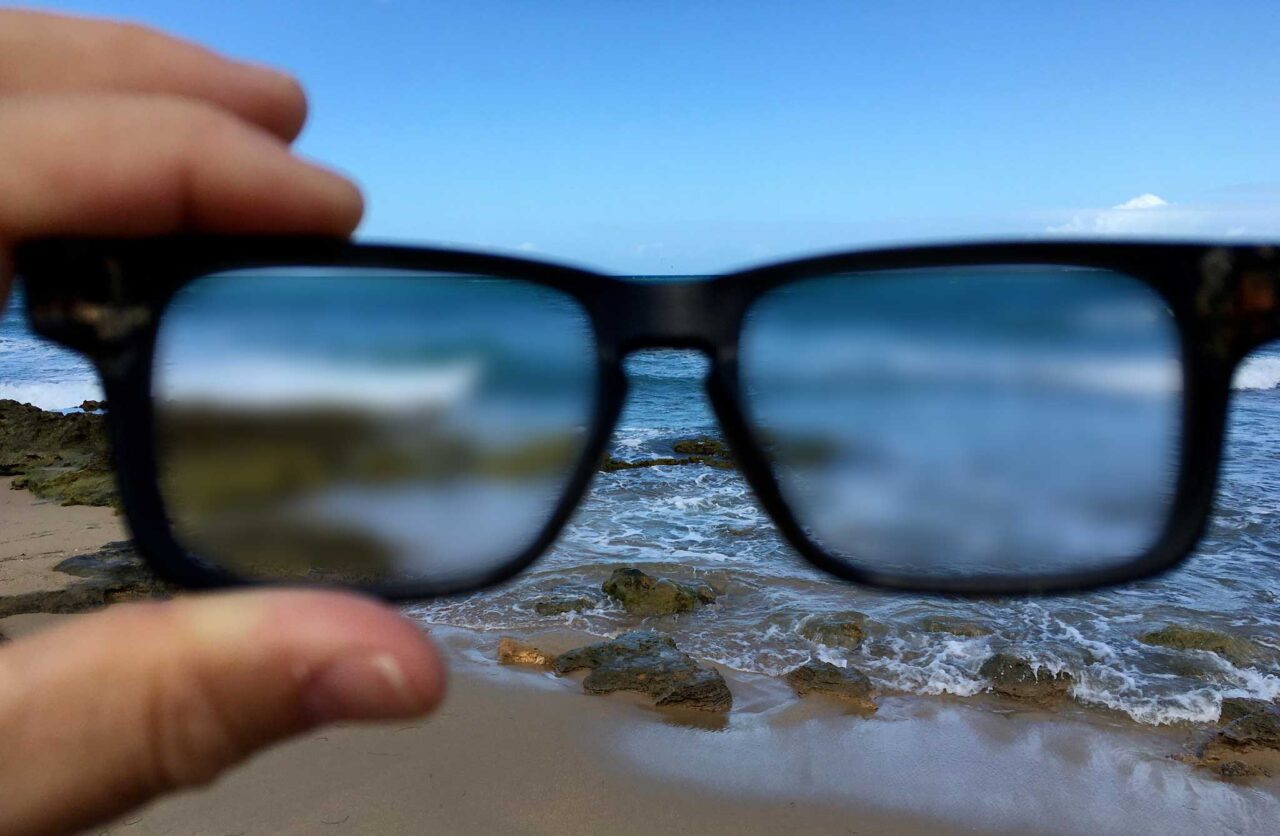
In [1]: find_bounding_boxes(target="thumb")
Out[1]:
[0,590,445,835]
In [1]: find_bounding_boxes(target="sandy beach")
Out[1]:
[0,484,1278,835]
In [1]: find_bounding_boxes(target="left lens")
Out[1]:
[152,268,596,589]
[738,264,1183,583]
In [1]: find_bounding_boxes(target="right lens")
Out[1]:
[739,264,1183,582]
[151,268,597,588]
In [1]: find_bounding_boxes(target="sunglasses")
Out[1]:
[14,237,1277,599]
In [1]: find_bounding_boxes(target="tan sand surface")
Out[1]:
[0,477,126,598]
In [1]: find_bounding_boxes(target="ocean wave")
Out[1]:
[1233,354,1280,390]
[0,379,103,411]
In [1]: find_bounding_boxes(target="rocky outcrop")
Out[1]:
[1219,697,1278,725]
[1138,624,1256,666]
[1192,700,1280,778]
[552,631,732,712]
[919,616,992,638]
[0,541,169,619]
[1211,705,1280,751]
[600,436,736,473]
[1214,760,1272,778]
[979,653,1073,703]
[602,567,716,616]
[783,660,877,712]
[0,399,116,507]
[798,611,868,650]
[497,636,554,667]
[531,592,600,616]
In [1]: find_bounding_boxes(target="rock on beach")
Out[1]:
[979,653,1073,703]
[552,630,732,712]
[783,660,877,712]
[601,567,716,616]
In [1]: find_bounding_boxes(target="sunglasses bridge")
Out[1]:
[599,279,741,361]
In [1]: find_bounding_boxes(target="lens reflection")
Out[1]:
[740,266,1182,579]
[153,269,596,587]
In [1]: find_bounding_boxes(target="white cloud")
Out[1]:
[515,242,539,252]
[1047,193,1172,234]
[1045,193,1280,238]
[1112,193,1168,210]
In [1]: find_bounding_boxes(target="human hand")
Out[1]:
[0,10,445,834]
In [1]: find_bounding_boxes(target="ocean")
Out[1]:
[6,275,1280,726]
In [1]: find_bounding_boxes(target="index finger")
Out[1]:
[0,9,308,142]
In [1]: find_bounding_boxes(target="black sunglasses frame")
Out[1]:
[14,236,1280,599]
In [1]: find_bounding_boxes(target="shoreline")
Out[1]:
[5,611,1277,835]
[115,625,1280,835]
[1,470,1279,831]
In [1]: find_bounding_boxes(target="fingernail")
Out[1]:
[301,652,426,722]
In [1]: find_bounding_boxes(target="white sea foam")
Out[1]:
[156,357,483,409]
[1233,354,1280,390]
[0,379,103,411]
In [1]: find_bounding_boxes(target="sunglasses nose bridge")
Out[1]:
[602,280,740,357]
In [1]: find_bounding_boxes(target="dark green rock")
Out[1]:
[783,660,877,712]
[552,630,732,712]
[531,593,599,616]
[979,653,1073,702]
[798,611,868,650]
[1219,697,1278,725]
[600,456,693,472]
[672,437,729,457]
[1138,625,1257,666]
[599,437,735,473]
[601,567,716,616]
[0,399,117,507]
[919,616,993,638]
[1217,709,1280,750]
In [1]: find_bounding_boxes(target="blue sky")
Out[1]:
[25,1,1280,273]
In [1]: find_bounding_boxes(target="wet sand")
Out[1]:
[1,486,1279,834]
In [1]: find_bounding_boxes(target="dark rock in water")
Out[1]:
[1216,708,1280,751]
[599,437,736,473]
[783,660,877,712]
[531,592,599,616]
[979,653,1073,703]
[600,456,693,472]
[0,399,116,507]
[671,437,728,457]
[602,567,716,616]
[1138,624,1256,666]
[1219,697,1278,725]
[919,616,993,638]
[497,636,553,667]
[79,400,105,412]
[1195,701,1280,773]
[799,611,868,650]
[552,630,732,712]
[0,541,169,619]
[1217,760,1272,778]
